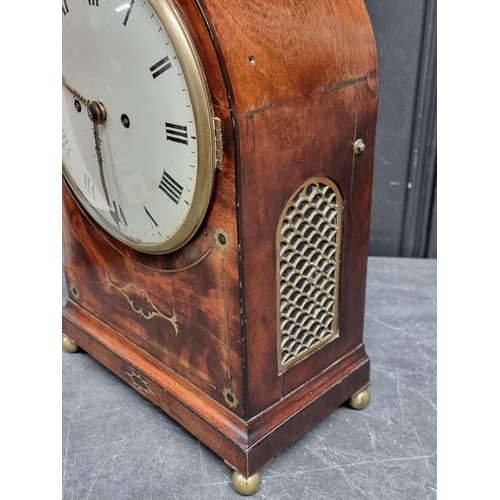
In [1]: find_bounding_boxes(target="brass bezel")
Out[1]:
[276,176,344,373]
[62,0,216,255]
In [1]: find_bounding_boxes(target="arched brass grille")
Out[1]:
[277,177,343,372]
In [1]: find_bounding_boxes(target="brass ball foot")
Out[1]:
[62,335,79,353]
[232,470,262,496]
[348,387,371,410]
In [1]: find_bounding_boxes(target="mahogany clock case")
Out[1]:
[62,0,378,481]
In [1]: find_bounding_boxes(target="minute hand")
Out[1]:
[87,101,119,221]
[88,102,123,229]
[92,121,110,206]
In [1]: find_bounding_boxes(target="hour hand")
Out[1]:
[88,102,123,229]
[91,116,111,210]
[62,76,91,107]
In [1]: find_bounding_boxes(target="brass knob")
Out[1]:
[353,138,365,155]
[348,388,371,410]
[232,470,262,495]
[62,335,79,353]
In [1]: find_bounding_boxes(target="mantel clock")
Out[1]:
[62,0,378,495]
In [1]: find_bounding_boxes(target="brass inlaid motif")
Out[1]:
[223,388,238,409]
[105,271,179,335]
[277,177,343,372]
[125,370,156,396]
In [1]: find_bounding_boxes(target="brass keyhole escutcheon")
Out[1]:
[353,139,365,155]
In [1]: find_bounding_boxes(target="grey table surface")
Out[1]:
[62,256,437,500]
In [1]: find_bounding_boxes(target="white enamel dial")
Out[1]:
[62,0,215,254]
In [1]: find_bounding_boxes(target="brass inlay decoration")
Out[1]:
[277,177,343,372]
[125,370,156,396]
[105,271,179,335]
[223,388,238,409]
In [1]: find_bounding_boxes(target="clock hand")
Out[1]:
[92,120,111,206]
[62,76,91,107]
[62,76,109,205]
[63,77,123,228]
[87,101,123,227]
[88,102,123,229]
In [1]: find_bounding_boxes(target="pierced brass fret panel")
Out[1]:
[277,177,343,372]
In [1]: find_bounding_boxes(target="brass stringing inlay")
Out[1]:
[277,177,343,371]
[222,387,238,409]
[105,271,179,335]
[125,370,156,396]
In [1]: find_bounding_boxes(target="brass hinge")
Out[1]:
[214,116,223,171]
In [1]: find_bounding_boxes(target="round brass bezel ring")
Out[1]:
[62,0,216,255]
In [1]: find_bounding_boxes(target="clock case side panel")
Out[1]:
[197,0,379,422]
[62,0,245,418]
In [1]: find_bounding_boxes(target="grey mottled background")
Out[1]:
[365,0,436,258]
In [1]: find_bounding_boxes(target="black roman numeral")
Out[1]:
[165,122,188,145]
[88,0,99,6]
[150,56,172,79]
[144,206,159,228]
[62,129,71,157]
[84,173,96,200]
[123,0,135,26]
[159,171,184,205]
[62,0,69,17]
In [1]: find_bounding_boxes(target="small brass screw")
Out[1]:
[353,139,365,155]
